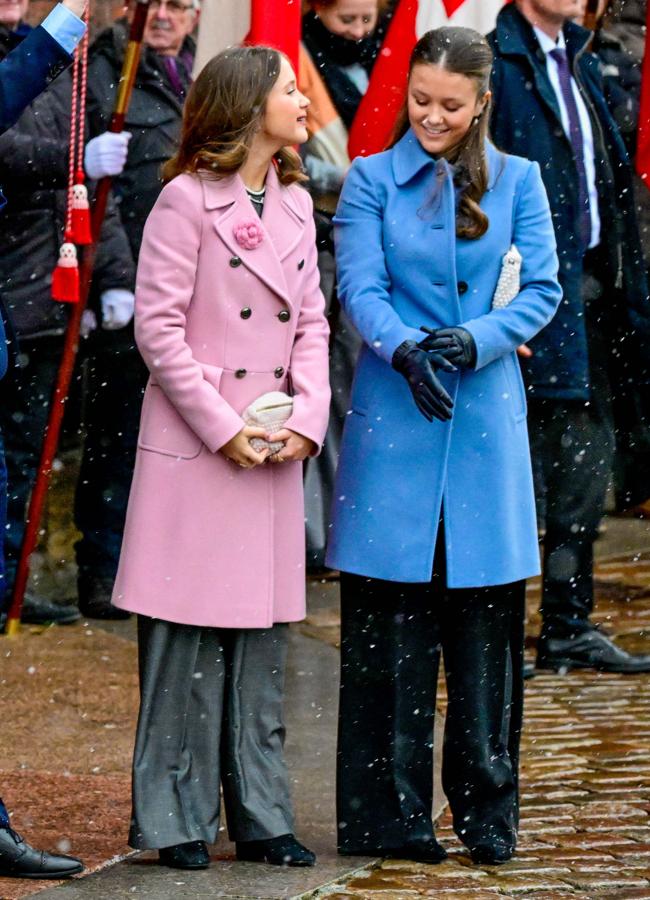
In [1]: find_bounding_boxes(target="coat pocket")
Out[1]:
[138,384,203,459]
[500,354,527,423]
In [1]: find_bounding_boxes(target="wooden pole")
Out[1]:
[4,0,151,636]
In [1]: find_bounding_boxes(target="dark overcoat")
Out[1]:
[488,4,650,403]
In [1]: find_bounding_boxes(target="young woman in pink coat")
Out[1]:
[111,47,331,871]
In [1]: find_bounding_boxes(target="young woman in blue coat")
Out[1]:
[327,28,562,866]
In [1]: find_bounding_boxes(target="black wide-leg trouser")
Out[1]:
[337,567,525,856]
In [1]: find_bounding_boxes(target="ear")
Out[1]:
[477,90,491,115]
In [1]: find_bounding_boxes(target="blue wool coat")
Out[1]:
[325,132,562,586]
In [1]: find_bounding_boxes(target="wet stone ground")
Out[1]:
[4,470,650,898]
[311,552,650,899]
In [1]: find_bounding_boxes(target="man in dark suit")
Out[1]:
[0,0,87,879]
[488,0,650,673]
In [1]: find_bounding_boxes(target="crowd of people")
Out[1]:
[0,0,649,883]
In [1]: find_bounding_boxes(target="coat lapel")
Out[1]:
[203,167,304,309]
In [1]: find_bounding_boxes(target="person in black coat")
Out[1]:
[73,4,197,618]
[0,0,93,880]
[0,7,136,628]
[488,0,650,674]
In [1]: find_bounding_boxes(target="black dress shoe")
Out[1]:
[537,627,650,674]
[470,843,514,865]
[236,834,316,866]
[78,574,131,620]
[21,595,81,626]
[159,840,210,869]
[0,826,83,878]
[339,837,447,864]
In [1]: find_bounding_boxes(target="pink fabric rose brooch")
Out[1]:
[233,220,264,250]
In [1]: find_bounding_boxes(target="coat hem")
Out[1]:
[111,597,306,629]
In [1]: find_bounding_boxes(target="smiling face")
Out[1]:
[407,62,489,157]
[261,56,310,149]
[314,0,380,41]
[0,0,28,29]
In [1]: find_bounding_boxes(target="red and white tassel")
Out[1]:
[51,237,80,303]
[70,170,92,244]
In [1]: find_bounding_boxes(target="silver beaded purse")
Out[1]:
[492,245,522,310]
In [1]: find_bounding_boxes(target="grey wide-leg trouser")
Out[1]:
[129,616,294,850]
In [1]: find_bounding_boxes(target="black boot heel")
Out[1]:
[158,840,210,869]
[236,833,316,867]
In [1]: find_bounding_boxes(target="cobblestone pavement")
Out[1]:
[312,552,650,899]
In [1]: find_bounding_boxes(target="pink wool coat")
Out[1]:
[112,167,331,628]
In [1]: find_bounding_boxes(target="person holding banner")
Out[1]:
[111,46,330,870]
[327,26,561,865]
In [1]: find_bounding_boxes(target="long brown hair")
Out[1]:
[390,27,493,240]
[163,46,306,186]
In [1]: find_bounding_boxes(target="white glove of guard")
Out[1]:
[84,131,132,179]
[80,309,98,339]
[101,289,135,330]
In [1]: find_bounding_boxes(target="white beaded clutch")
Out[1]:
[492,245,522,310]
[243,391,293,454]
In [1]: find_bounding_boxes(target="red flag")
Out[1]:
[348,0,507,159]
[637,1,650,189]
[246,0,301,74]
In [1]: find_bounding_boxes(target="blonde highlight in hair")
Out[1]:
[163,46,306,186]
[389,27,494,240]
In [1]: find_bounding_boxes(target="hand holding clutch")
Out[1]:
[243,391,293,454]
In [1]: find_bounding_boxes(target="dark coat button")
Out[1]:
[230,256,242,268]
[240,307,252,319]
[457,280,468,295]
[278,309,291,323]
[274,366,285,379]
[298,259,305,270]
[235,368,247,378]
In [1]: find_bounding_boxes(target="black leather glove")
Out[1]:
[392,340,454,422]
[419,326,477,369]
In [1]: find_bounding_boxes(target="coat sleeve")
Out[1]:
[460,161,562,370]
[284,191,331,453]
[134,176,245,453]
[0,27,71,134]
[333,157,424,365]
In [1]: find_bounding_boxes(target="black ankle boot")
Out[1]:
[470,842,514,865]
[395,837,448,864]
[236,834,316,867]
[158,840,210,869]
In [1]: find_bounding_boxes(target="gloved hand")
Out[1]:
[392,340,454,423]
[101,289,135,330]
[80,309,98,339]
[84,131,132,180]
[419,326,477,369]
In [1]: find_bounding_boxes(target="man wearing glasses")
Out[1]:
[71,0,199,620]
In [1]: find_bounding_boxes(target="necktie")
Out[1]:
[549,47,592,252]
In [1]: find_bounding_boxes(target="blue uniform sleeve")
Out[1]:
[0,10,84,135]
[333,157,423,365]
[40,3,85,55]
[461,161,563,370]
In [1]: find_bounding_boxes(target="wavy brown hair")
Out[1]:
[390,27,493,240]
[163,46,306,186]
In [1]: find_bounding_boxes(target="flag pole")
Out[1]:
[4,0,152,637]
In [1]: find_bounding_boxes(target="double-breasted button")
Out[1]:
[235,368,247,379]
[230,256,243,268]
[457,280,468,295]
[274,366,285,379]
[278,309,291,323]
[298,259,305,270]
[240,307,252,319]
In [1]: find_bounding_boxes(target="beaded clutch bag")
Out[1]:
[243,391,293,455]
[492,245,522,310]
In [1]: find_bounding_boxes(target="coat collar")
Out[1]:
[391,128,504,192]
[200,165,306,309]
